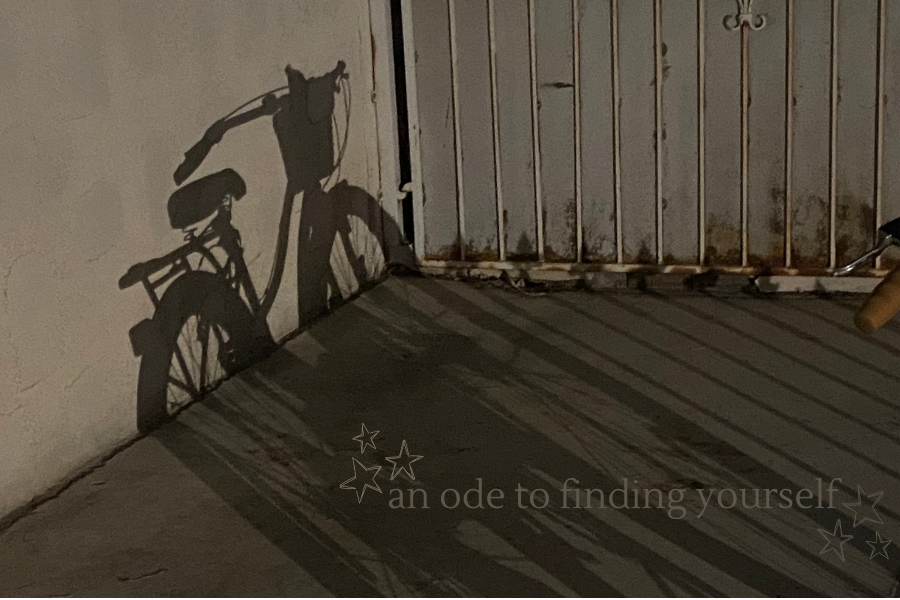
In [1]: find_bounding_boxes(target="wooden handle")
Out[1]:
[855,267,900,332]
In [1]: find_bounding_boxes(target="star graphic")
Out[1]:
[842,484,884,528]
[351,423,379,454]
[819,519,853,562]
[867,531,892,560]
[339,457,382,503]
[385,440,423,481]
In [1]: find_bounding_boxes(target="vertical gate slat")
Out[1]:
[488,0,506,261]
[748,0,787,268]
[703,0,742,266]
[698,0,706,264]
[534,0,577,261]
[573,0,583,262]
[454,0,499,260]
[494,0,538,260]
[874,0,886,269]
[790,0,830,269]
[412,0,460,260]
[448,0,467,259]
[835,0,879,268]
[612,0,624,263]
[660,0,700,265]
[618,0,657,264]
[529,0,545,261]
[784,0,794,267]
[881,1,900,270]
[579,0,617,263]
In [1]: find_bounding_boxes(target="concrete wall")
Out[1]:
[0,1,386,518]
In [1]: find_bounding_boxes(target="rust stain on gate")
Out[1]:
[406,0,892,278]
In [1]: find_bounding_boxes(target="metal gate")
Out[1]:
[400,0,900,276]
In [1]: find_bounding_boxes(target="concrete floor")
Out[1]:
[2,276,900,596]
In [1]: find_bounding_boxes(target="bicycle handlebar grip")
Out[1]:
[174,138,214,185]
[854,266,900,333]
[174,119,227,185]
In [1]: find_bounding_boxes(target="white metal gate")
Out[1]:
[400,0,900,276]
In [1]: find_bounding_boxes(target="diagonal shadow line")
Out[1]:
[519,494,727,598]
[153,420,381,597]
[517,511,632,595]
[535,293,900,575]
[454,288,876,596]
[518,372,776,513]
[556,292,900,519]
[504,293,895,579]
[376,283,900,591]
[393,280,842,596]
[174,278,884,596]
[821,296,900,342]
[390,363,672,595]
[716,295,900,388]
[172,339,617,596]
[170,410,570,598]
[511,412,836,596]
[421,371,770,596]
[830,297,865,313]
[499,361,759,501]
[668,294,900,414]
[466,518,626,598]
[646,567,678,597]
[595,293,900,481]
[341,285,811,596]
[530,509,725,597]
[377,546,471,596]
[659,295,900,422]
[778,297,900,362]
[187,420,563,597]
[208,396,622,596]
[440,282,900,589]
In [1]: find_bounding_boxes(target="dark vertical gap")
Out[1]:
[391,0,415,245]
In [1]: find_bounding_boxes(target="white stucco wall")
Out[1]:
[0,0,385,518]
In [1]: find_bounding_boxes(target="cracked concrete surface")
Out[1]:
[1,277,899,596]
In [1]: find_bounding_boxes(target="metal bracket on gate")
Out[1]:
[724,0,766,31]
[398,181,413,202]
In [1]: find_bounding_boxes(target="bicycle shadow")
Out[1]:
[296,180,400,323]
[119,61,412,433]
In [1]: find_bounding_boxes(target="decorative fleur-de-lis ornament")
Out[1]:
[724,0,766,31]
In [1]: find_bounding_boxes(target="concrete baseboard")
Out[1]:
[755,276,880,294]
[413,263,881,294]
